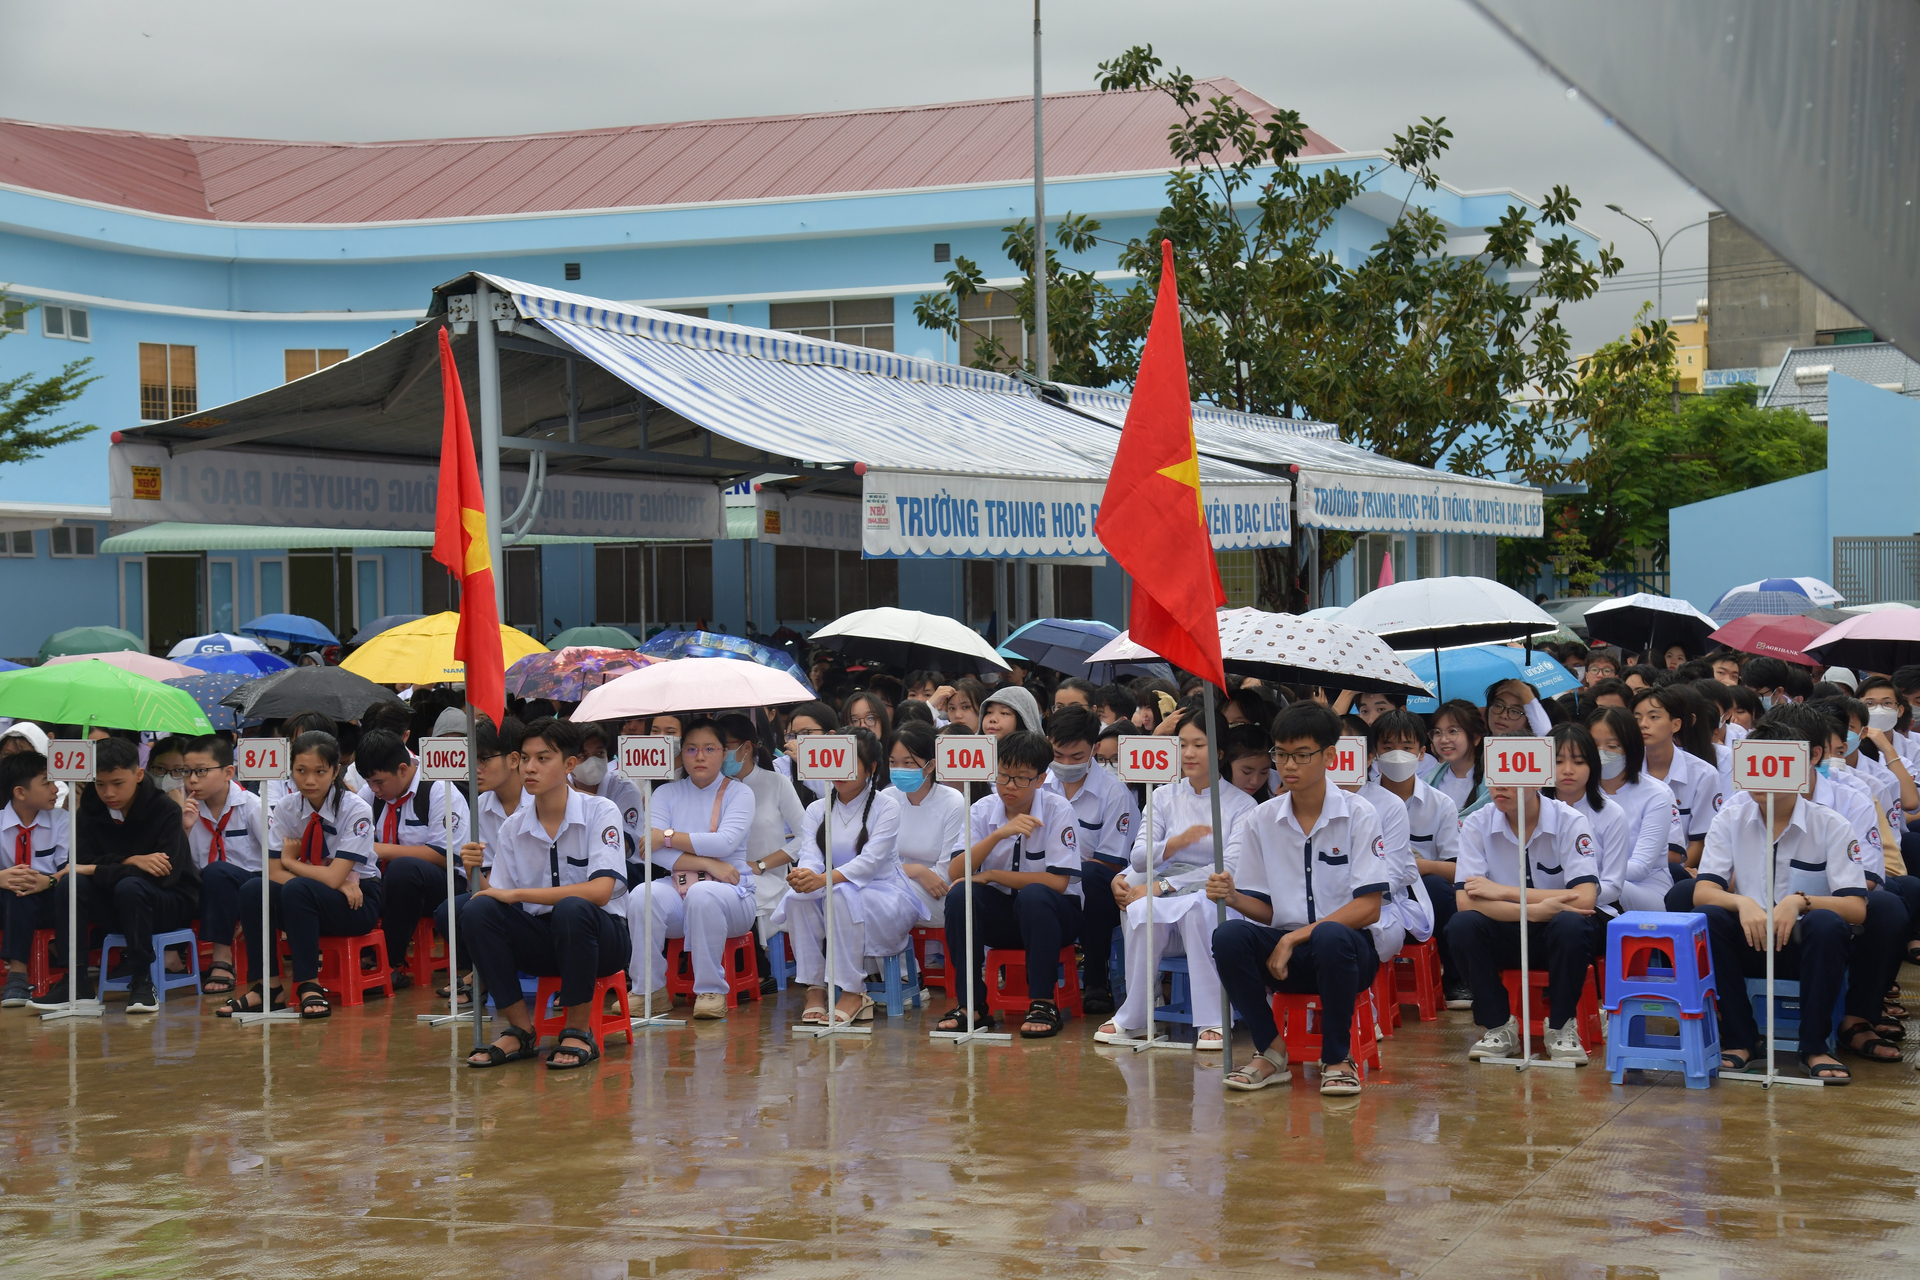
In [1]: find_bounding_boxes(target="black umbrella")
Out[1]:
[1582,593,1719,659]
[221,665,405,723]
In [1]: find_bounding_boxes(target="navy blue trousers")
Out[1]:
[1212,918,1377,1063]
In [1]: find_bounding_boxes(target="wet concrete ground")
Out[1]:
[3,976,1919,1279]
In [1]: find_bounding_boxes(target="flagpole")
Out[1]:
[1203,681,1229,1085]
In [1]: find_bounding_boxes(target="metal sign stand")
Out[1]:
[418,732,471,1029]
[41,741,100,1022]
[236,740,300,1027]
[633,778,686,1031]
[1131,780,1182,1053]
[1478,738,1572,1070]
[795,735,868,1040]
[931,735,1011,1045]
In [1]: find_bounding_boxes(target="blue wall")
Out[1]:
[0,523,120,662]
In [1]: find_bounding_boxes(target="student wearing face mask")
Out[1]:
[1583,706,1678,915]
[717,713,806,967]
[1042,707,1137,1017]
[885,722,967,921]
[573,725,647,863]
[1368,710,1467,1006]
[1546,724,1632,937]
[1632,687,1722,877]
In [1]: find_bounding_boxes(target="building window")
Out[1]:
[1057,564,1094,617]
[285,348,348,382]
[504,547,542,629]
[564,263,581,282]
[49,525,96,558]
[1,298,25,332]
[422,552,461,614]
[0,530,33,557]
[957,291,1037,370]
[594,544,714,630]
[934,243,951,263]
[1215,550,1258,608]
[667,307,709,320]
[773,547,895,621]
[139,343,197,420]
[41,304,89,341]
[769,298,894,351]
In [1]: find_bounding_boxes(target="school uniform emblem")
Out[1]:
[1848,839,1862,862]
[1118,814,1131,835]
[602,825,621,849]
[1712,792,1724,811]
[1372,836,1385,857]
[352,816,371,837]
[1575,833,1593,858]
[625,807,639,827]
[1061,825,1076,850]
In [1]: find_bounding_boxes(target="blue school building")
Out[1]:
[0,82,1555,661]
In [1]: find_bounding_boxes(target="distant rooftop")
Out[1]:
[0,79,1338,226]
[1760,341,1920,420]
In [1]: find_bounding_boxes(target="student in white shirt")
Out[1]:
[885,721,967,921]
[178,736,263,996]
[461,718,630,1070]
[256,710,341,822]
[1425,701,1491,816]
[773,702,838,807]
[1633,686,1722,876]
[1447,777,1600,1064]
[572,726,647,864]
[1207,703,1392,1096]
[1368,710,1466,1004]
[1584,707,1678,915]
[717,713,806,944]
[1042,706,1138,1017]
[935,730,1083,1039]
[774,729,918,1025]
[356,729,471,991]
[430,715,526,1008]
[1693,718,1869,1082]
[0,750,69,1007]
[629,718,757,1020]
[220,731,382,1021]
[1484,677,1554,739]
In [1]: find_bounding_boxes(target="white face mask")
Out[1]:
[1599,750,1626,780]
[1051,760,1090,783]
[571,755,609,788]
[154,773,184,793]
[1376,750,1419,782]
[1869,706,1901,733]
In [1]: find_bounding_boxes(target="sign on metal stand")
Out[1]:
[416,736,470,1028]
[40,741,100,1022]
[1326,737,1368,787]
[1113,736,1181,1051]
[928,735,1012,1045]
[621,736,685,1030]
[1721,738,1823,1088]
[1476,738,1572,1069]
[791,734,868,1039]
[232,739,299,1027]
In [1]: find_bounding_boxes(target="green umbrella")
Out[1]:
[0,662,214,733]
[547,625,640,651]
[38,625,146,661]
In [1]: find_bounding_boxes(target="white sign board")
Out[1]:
[1732,739,1810,793]
[417,736,469,781]
[794,733,859,782]
[235,738,288,781]
[618,735,679,781]
[1116,736,1180,785]
[756,489,861,551]
[47,740,95,783]
[1326,736,1368,786]
[1298,466,1544,537]
[935,735,996,783]
[1484,737,1554,787]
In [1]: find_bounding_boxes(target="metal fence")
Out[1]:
[1834,536,1920,606]
[1547,569,1670,598]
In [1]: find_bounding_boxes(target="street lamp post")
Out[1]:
[1605,204,1711,319]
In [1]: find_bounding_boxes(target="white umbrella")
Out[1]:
[571,657,815,721]
[166,631,268,659]
[1085,607,1429,695]
[1583,592,1719,657]
[1335,576,1558,650]
[808,606,1010,675]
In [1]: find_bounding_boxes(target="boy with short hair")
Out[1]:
[179,736,263,995]
[1042,706,1137,1016]
[1209,702,1391,1096]
[461,718,630,1070]
[0,751,69,1006]
[936,729,1083,1038]
[356,728,471,989]
[29,738,198,1013]
[1092,684,1137,728]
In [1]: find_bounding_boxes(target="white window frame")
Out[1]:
[352,555,385,633]
[253,556,289,617]
[49,524,97,559]
[120,557,148,643]
[41,304,90,342]
[0,529,32,558]
[1,299,25,333]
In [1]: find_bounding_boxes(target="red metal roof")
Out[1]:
[0,79,1339,225]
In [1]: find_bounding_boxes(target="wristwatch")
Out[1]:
[662,828,676,850]
[751,858,767,874]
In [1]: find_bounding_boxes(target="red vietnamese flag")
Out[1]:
[432,327,505,726]
[1095,241,1227,690]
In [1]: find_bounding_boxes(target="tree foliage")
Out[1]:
[0,291,97,468]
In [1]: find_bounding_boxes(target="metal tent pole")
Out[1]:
[1030,0,1047,379]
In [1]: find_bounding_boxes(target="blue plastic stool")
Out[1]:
[767,932,798,992]
[1155,956,1194,1027]
[1745,974,1848,1054]
[865,946,923,1017]
[1108,925,1127,1004]
[1606,992,1720,1089]
[484,972,543,1013]
[1605,911,1715,1014]
[99,928,201,1001]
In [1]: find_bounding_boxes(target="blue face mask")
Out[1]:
[890,766,928,794]
[721,750,745,778]
[1817,759,1833,778]
[1845,731,1861,757]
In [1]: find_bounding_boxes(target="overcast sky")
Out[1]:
[1,0,1711,350]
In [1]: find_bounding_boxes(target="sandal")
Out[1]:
[935,1007,993,1033]
[436,979,475,1008]
[1195,1026,1225,1052]
[831,995,875,1025]
[1802,1052,1852,1084]
[1093,1020,1141,1045]
[801,988,830,1025]
[201,961,238,996]
[297,981,332,1020]
[1873,1014,1907,1042]
[1018,999,1064,1039]
[1225,1046,1292,1090]
[1720,1047,1761,1073]
[214,983,281,1018]
[545,1026,600,1070]
[467,1023,540,1069]
[1320,1057,1363,1096]
[1840,1022,1902,1063]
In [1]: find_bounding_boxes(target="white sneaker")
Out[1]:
[1467,1016,1520,1060]
[1544,1021,1589,1065]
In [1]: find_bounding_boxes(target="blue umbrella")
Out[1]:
[180,650,294,677]
[1005,617,1170,682]
[1404,644,1578,714]
[240,613,339,646]
[0,658,22,673]
[637,628,815,693]
[351,613,425,644]
[163,672,254,730]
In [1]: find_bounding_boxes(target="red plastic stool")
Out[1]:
[911,925,952,1000]
[533,973,632,1047]
[1268,989,1383,1073]
[1392,936,1442,1021]
[663,933,760,1009]
[25,927,60,998]
[407,918,446,987]
[981,946,1083,1020]
[1500,966,1603,1051]
[281,932,392,1006]
[1371,962,1401,1034]
[197,925,249,989]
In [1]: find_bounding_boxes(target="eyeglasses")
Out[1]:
[1487,701,1526,717]
[848,714,881,729]
[996,771,1042,790]
[684,744,722,759]
[1270,749,1326,766]
[147,765,186,779]
[783,728,823,742]
[181,766,220,782]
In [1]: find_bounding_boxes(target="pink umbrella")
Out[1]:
[1804,607,1920,673]
[47,651,200,681]
[570,656,814,721]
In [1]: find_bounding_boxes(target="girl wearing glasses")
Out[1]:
[775,701,839,809]
[1426,701,1491,817]
[1483,678,1552,739]
[715,713,806,941]
[840,691,892,741]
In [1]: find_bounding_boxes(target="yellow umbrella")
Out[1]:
[340,611,547,685]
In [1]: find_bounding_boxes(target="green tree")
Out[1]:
[0,291,97,467]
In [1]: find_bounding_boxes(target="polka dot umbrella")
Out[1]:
[1084,607,1429,695]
